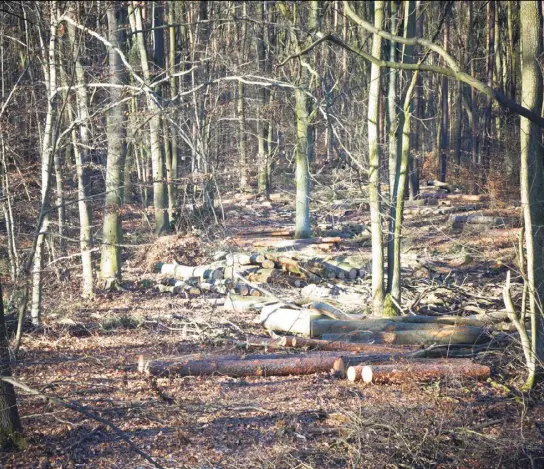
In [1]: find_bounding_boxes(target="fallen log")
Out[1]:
[447,194,490,202]
[223,266,260,280]
[224,295,272,312]
[309,301,359,321]
[259,304,324,336]
[237,335,296,351]
[435,204,487,215]
[156,283,201,295]
[260,259,276,269]
[405,198,439,207]
[346,359,490,383]
[226,253,266,266]
[322,325,488,346]
[378,314,510,328]
[253,237,342,248]
[138,352,404,379]
[157,263,224,281]
[450,215,521,228]
[290,337,409,354]
[321,260,358,280]
[258,310,489,341]
[239,229,295,237]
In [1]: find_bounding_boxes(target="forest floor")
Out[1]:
[2,188,544,469]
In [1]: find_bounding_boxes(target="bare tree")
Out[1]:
[99,2,127,289]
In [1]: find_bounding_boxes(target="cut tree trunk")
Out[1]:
[290,337,409,354]
[450,215,521,228]
[309,301,359,320]
[138,352,407,379]
[226,253,266,266]
[259,305,324,336]
[346,359,490,383]
[157,263,224,281]
[322,325,488,346]
[224,295,271,312]
[252,237,342,248]
[139,353,343,378]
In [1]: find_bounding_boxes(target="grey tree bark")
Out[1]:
[131,1,169,235]
[99,3,127,289]
[31,4,59,325]
[519,0,544,388]
[367,0,385,314]
[0,279,23,448]
[67,11,94,298]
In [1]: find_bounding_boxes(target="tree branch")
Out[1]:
[0,375,165,469]
[277,2,544,128]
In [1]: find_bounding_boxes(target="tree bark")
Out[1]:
[131,1,169,235]
[31,5,59,325]
[100,3,127,288]
[519,0,544,388]
[0,279,23,448]
[368,0,385,315]
[347,359,490,383]
[67,9,94,298]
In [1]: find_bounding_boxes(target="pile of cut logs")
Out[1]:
[154,250,370,298]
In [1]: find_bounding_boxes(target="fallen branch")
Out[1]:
[0,376,165,469]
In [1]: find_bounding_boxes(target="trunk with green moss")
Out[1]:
[519,0,544,389]
[367,1,385,314]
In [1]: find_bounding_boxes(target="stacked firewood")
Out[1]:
[154,250,370,298]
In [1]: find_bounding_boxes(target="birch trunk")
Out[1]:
[31,6,59,325]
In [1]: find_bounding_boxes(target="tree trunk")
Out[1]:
[387,0,400,194]
[67,11,94,298]
[0,279,23,448]
[167,1,178,218]
[131,1,169,235]
[31,6,59,325]
[257,2,270,197]
[237,80,248,191]
[388,0,416,306]
[100,3,127,288]
[519,0,544,389]
[367,0,385,315]
[347,359,490,383]
[439,20,449,182]
[294,88,312,239]
[139,353,347,378]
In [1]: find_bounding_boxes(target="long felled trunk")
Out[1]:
[100,3,127,288]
